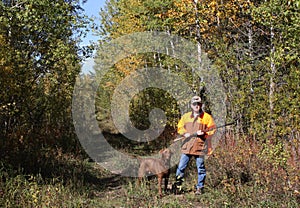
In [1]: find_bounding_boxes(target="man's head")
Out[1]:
[191,96,202,112]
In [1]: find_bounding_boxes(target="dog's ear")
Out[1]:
[159,148,172,156]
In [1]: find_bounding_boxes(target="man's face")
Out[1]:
[191,102,201,112]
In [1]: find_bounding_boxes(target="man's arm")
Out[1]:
[205,115,216,155]
[177,113,187,135]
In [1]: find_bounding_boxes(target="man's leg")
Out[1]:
[176,154,190,177]
[195,155,206,194]
[174,154,190,193]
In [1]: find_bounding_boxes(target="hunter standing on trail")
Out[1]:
[174,95,216,195]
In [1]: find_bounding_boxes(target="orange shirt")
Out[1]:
[177,111,215,155]
[177,111,216,136]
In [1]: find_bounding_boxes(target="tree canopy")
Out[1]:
[96,0,299,141]
[0,0,90,161]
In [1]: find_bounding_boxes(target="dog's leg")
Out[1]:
[164,175,169,193]
[137,164,145,186]
[157,174,163,197]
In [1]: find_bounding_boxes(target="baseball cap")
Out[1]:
[191,96,202,104]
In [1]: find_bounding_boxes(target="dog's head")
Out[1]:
[159,148,172,160]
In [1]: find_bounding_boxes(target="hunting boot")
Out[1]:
[195,185,204,195]
[172,175,184,194]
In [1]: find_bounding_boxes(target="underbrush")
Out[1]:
[0,148,123,208]
[0,173,91,207]
[0,133,299,207]
[205,135,300,207]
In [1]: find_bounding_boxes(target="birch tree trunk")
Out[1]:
[192,0,202,94]
[269,25,276,133]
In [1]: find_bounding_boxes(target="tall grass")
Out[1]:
[0,132,299,207]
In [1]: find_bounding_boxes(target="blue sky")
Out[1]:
[81,0,106,74]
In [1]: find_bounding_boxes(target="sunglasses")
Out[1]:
[192,102,201,106]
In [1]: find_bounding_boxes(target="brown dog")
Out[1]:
[137,149,172,196]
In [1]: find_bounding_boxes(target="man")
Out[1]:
[174,95,216,195]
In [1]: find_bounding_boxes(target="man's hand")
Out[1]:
[196,130,204,136]
[184,133,191,138]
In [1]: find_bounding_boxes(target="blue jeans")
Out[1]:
[176,154,206,189]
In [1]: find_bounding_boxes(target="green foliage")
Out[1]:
[0,155,105,208]
[206,134,299,207]
[259,140,289,168]
[250,0,300,138]
[95,4,300,203]
[0,0,90,162]
[1,0,299,206]
[0,131,299,207]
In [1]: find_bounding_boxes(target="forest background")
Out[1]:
[0,0,299,207]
